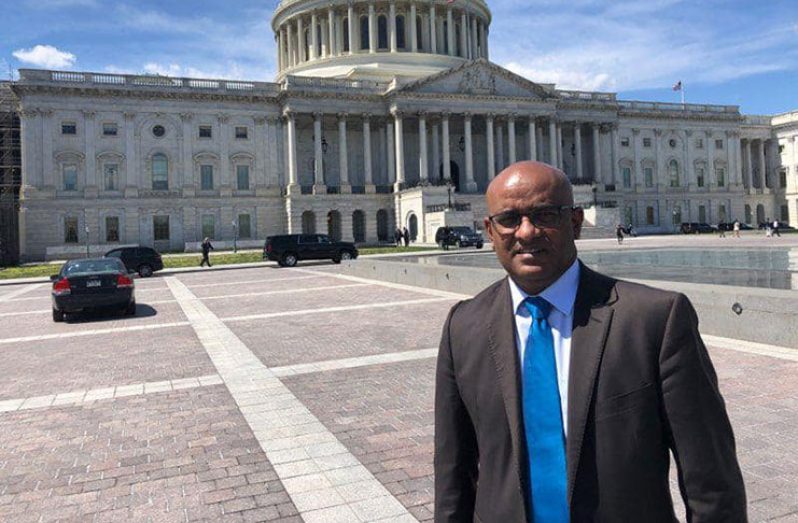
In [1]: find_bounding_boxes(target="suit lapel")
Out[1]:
[486,279,527,503]
[566,264,615,504]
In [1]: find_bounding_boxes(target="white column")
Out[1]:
[410,3,417,52]
[548,119,557,166]
[218,115,230,190]
[386,121,395,183]
[286,23,295,67]
[556,123,563,170]
[338,114,349,190]
[574,123,583,180]
[460,12,468,58]
[726,130,735,187]
[632,128,641,186]
[442,114,451,181]
[486,114,495,180]
[418,114,428,181]
[446,9,455,56]
[757,139,766,188]
[496,120,504,171]
[368,4,376,53]
[483,25,489,59]
[429,4,437,54]
[389,2,397,52]
[276,32,283,71]
[592,123,602,183]
[528,117,537,161]
[507,116,516,165]
[286,112,298,189]
[706,131,714,187]
[313,113,325,191]
[328,9,336,56]
[363,114,373,187]
[478,21,486,58]
[123,112,136,192]
[745,140,753,189]
[83,111,97,190]
[471,16,478,60]
[348,4,356,53]
[394,112,405,188]
[432,122,440,182]
[610,124,619,184]
[266,117,279,187]
[297,17,305,63]
[464,114,476,192]
[181,113,193,191]
[310,13,318,60]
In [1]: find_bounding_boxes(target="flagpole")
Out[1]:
[681,85,685,106]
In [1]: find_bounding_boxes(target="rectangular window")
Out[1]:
[237,214,251,239]
[102,123,118,136]
[105,216,120,242]
[695,138,704,149]
[64,217,78,243]
[200,165,214,190]
[696,167,705,187]
[644,167,653,188]
[781,205,789,222]
[104,163,118,191]
[236,165,250,190]
[715,168,725,186]
[63,165,78,191]
[719,205,727,222]
[235,126,248,139]
[202,215,215,240]
[779,169,787,188]
[61,122,77,135]
[622,167,632,188]
[152,155,169,190]
[153,215,170,241]
[698,205,706,223]
[642,137,652,148]
[646,206,655,225]
[199,125,212,138]
[620,137,630,147]
[715,139,724,150]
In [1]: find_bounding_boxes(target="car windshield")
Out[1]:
[64,259,123,276]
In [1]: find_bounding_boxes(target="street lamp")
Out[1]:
[231,219,238,253]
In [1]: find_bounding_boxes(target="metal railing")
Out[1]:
[282,75,389,93]
[558,90,616,102]
[618,100,739,114]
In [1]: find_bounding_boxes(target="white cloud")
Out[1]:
[13,44,76,68]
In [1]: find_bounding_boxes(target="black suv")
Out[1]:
[263,234,358,267]
[435,226,484,249]
[104,246,164,277]
[679,222,717,234]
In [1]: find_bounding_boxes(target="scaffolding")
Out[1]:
[0,82,20,265]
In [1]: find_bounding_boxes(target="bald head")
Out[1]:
[486,161,573,214]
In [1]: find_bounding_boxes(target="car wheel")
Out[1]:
[282,253,298,267]
[125,301,136,316]
[340,250,353,261]
[52,307,64,323]
[138,264,153,277]
[476,243,484,249]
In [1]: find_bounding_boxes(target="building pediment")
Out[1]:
[398,59,555,100]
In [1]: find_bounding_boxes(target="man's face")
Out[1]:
[484,168,583,294]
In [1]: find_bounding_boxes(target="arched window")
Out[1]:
[668,159,680,187]
[360,16,369,51]
[152,153,168,190]
[301,211,316,234]
[396,15,406,49]
[377,15,388,50]
[416,16,424,51]
[342,17,350,52]
[352,210,366,242]
[376,209,389,241]
[327,211,342,241]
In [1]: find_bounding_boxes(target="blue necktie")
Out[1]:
[522,297,568,522]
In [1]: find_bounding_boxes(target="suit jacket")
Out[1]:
[434,263,746,522]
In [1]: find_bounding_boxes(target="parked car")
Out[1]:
[263,234,358,267]
[717,222,754,231]
[435,226,484,249]
[680,222,717,234]
[51,257,136,322]
[104,246,163,277]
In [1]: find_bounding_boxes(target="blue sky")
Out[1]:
[2,0,796,115]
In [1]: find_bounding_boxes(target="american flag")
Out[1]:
[672,80,682,91]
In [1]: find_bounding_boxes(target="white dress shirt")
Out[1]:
[508,259,580,434]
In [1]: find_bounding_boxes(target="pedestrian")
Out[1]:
[402,226,410,247]
[200,237,214,267]
[733,219,741,238]
[772,219,781,237]
[394,227,403,247]
[765,218,772,237]
[719,225,726,238]
[435,160,746,522]
[615,223,624,244]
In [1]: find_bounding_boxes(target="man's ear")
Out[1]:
[484,217,495,242]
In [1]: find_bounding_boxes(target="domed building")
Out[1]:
[8,0,797,260]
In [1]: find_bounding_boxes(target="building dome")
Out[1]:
[271,0,492,81]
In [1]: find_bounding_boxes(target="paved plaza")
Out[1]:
[0,249,796,521]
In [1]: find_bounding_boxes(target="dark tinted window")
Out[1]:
[298,235,318,244]
[106,249,122,258]
[317,235,331,243]
[64,259,124,276]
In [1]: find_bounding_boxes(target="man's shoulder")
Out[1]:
[583,265,682,312]
[447,278,507,324]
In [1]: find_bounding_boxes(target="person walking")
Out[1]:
[435,161,746,522]
[765,218,772,237]
[402,226,410,247]
[733,219,741,238]
[773,219,781,237]
[615,223,624,244]
[394,227,403,247]
[719,225,726,238]
[200,237,214,267]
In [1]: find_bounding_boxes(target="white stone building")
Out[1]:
[10,0,796,260]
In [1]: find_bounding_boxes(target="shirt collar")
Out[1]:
[508,259,580,317]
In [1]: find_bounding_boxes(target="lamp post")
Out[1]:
[672,209,678,234]
[446,181,453,210]
[84,224,90,257]
[232,219,238,253]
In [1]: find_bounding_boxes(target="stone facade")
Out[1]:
[9,0,796,261]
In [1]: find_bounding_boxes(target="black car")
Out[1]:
[263,234,358,267]
[435,226,484,249]
[680,222,717,234]
[51,257,136,322]
[717,222,754,231]
[105,246,163,277]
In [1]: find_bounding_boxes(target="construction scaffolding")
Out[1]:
[0,82,20,266]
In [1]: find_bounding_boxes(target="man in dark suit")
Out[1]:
[435,161,746,522]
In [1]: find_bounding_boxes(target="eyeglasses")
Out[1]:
[488,205,578,232]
